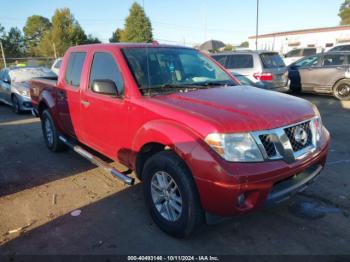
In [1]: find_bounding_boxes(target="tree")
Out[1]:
[239,41,249,48]
[223,44,234,51]
[85,34,101,44]
[3,27,25,58]
[109,28,124,43]
[23,15,51,56]
[37,8,88,57]
[121,2,153,42]
[339,0,350,25]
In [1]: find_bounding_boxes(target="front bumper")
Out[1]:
[190,128,330,216]
[17,94,33,111]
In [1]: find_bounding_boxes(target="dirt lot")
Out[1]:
[0,94,349,255]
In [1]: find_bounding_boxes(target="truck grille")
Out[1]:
[284,121,313,152]
[259,134,277,157]
[252,118,317,163]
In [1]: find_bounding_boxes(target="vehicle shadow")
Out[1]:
[0,105,96,197]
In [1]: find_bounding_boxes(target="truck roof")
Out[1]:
[68,43,194,51]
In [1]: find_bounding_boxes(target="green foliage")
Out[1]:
[3,27,25,58]
[109,28,124,43]
[339,0,350,25]
[223,44,234,51]
[37,8,88,57]
[85,34,101,44]
[121,2,153,42]
[23,15,51,56]
[240,41,249,48]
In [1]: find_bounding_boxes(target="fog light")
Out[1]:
[237,193,246,207]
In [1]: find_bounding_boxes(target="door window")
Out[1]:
[322,54,347,66]
[89,52,124,95]
[294,55,320,67]
[212,55,228,67]
[285,49,301,58]
[303,48,316,56]
[65,52,86,87]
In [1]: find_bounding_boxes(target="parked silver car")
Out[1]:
[211,50,289,91]
[0,67,56,113]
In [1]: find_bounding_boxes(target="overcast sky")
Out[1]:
[0,0,345,46]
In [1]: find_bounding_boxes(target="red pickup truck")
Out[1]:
[30,43,330,237]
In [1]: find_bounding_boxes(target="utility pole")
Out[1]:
[0,41,6,68]
[255,0,260,50]
[52,43,57,59]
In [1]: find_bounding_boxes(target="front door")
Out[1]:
[80,51,129,160]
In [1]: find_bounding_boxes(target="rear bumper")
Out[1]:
[189,128,330,216]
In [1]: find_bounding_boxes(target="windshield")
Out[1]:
[9,67,56,83]
[260,53,285,68]
[122,47,236,95]
[293,55,320,67]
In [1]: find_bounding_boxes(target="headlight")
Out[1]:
[18,88,30,97]
[205,133,263,162]
[312,104,323,143]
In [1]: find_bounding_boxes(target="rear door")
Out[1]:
[57,51,87,138]
[314,54,349,90]
[80,50,129,159]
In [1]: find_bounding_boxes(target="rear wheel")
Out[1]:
[142,151,204,238]
[11,95,21,114]
[333,80,350,100]
[41,110,66,152]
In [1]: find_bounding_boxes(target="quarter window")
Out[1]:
[226,55,253,69]
[89,52,124,95]
[65,52,86,87]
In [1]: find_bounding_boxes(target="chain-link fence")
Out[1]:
[0,57,56,70]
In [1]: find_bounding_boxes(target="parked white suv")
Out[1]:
[283,48,317,66]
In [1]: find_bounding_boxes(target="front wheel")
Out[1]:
[333,80,350,100]
[41,110,66,152]
[11,95,21,114]
[142,151,204,238]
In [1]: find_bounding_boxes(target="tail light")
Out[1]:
[253,72,273,81]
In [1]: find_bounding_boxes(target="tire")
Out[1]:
[142,151,204,238]
[11,95,21,114]
[41,110,66,152]
[333,79,350,100]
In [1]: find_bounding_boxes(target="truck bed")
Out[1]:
[30,76,59,107]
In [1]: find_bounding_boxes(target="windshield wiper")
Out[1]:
[139,83,204,95]
[192,80,235,87]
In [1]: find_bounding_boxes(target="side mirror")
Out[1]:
[92,79,119,96]
[3,78,11,84]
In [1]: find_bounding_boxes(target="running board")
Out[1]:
[58,136,135,186]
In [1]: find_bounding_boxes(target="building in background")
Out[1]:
[248,25,350,54]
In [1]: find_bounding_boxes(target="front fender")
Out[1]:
[130,119,202,167]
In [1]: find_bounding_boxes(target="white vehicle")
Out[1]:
[326,44,350,52]
[283,48,317,66]
[51,58,62,75]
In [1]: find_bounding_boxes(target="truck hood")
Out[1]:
[152,85,315,133]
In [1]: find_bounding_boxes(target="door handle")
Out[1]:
[81,100,90,107]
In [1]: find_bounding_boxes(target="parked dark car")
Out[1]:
[211,51,289,91]
[288,52,350,100]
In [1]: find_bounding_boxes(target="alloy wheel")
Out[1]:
[150,171,183,222]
